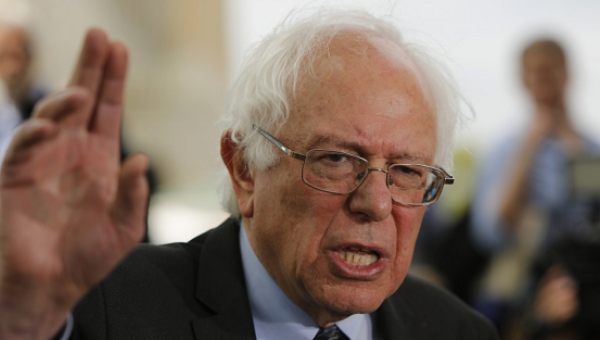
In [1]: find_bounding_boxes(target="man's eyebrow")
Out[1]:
[390,153,429,164]
[307,135,430,164]
[309,135,360,149]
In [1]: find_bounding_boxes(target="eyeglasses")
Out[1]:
[253,125,454,206]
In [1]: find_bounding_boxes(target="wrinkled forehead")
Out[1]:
[293,30,434,112]
[288,30,435,125]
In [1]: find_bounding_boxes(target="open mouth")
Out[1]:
[337,247,380,266]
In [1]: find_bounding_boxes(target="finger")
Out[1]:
[68,28,110,102]
[551,299,579,323]
[111,153,149,244]
[1,119,58,171]
[91,41,129,139]
[555,276,578,290]
[540,265,567,284]
[33,88,93,128]
[562,299,579,316]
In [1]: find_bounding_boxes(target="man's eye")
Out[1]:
[401,166,419,175]
[396,166,419,174]
[320,154,348,163]
[393,166,422,178]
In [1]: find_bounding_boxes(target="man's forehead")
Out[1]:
[295,30,434,112]
[325,32,424,77]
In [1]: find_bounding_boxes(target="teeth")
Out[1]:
[338,249,378,266]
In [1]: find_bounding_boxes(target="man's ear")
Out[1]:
[221,131,254,217]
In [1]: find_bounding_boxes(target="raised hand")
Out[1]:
[533,266,579,326]
[0,29,148,339]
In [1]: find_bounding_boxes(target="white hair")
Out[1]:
[219,9,468,218]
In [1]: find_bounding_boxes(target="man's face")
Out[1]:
[0,26,30,89]
[243,33,436,325]
[522,48,567,105]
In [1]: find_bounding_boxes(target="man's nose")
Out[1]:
[348,168,392,221]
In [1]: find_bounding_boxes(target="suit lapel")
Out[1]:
[192,218,256,340]
[375,297,418,340]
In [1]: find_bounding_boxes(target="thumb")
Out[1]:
[111,153,149,245]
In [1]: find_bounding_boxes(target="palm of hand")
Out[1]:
[1,126,135,296]
[0,30,148,316]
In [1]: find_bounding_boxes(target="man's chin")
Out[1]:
[308,283,391,318]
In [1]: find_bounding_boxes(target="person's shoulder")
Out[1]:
[110,216,240,286]
[92,232,207,302]
[115,219,233,283]
[387,275,499,339]
[73,220,240,338]
[125,230,211,270]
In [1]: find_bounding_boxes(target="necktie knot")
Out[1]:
[313,325,349,340]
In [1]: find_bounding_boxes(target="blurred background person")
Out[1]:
[0,12,44,156]
[470,38,600,339]
[0,18,44,121]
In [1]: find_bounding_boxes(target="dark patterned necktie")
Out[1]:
[313,325,350,340]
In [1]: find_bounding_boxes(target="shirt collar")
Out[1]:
[239,222,372,340]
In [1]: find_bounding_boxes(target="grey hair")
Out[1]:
[218,9,468,218]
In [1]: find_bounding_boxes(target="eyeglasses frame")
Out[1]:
[253,125,455,206]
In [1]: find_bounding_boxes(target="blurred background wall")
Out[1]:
[1,0,599,243]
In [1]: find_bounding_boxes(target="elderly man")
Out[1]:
[0,10,498,340]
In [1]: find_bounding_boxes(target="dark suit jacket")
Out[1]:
[73,218,499,339]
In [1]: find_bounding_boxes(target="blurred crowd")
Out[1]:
[413,39,600,340]
[0,4,599,340]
